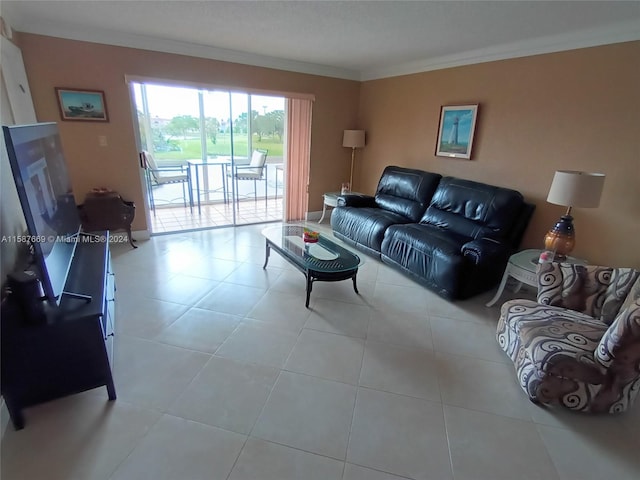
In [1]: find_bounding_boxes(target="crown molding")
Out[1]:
[9,15,639,83]
[360,19,640,81]
[13,18,361,81]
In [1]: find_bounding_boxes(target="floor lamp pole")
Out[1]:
[349,147,356,191]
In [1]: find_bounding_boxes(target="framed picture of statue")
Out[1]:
[435,104,478,159]
[55,88,109,122]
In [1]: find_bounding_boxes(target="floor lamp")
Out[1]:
[342,130,366,192]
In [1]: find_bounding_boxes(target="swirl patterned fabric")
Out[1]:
[537,263,639,325]
[497,266,640,414]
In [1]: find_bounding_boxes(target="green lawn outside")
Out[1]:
[154,133,283,162]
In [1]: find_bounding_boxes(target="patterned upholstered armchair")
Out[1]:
[497,263,640,413]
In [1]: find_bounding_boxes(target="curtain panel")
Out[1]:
[284,98,312,221]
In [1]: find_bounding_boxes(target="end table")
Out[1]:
[319,191,362,224]
[485,249,586,307]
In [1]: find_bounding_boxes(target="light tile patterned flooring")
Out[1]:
[150,198,284,233]
[2,223,639,480]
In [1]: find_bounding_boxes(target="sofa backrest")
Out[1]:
[374,166,442,222]
[420,177,525,242]
[537,263,640,325]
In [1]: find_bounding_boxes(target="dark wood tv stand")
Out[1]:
[0,235,116,430]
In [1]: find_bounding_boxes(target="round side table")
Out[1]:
[485,249,586,307]
[318,191,362,223]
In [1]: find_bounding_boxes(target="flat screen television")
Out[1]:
[3,122,82,305]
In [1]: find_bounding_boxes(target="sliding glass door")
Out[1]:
[133,82,285,233]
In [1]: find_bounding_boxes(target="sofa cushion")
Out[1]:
[498,299,606,360]
[381,223,467,295]
[420,177,525,241]
[374,166,442,222]
[331,207,413,253]
[249,149,267,167]
[517,316,607,375]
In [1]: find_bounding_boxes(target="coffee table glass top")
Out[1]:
[262,225,361,273]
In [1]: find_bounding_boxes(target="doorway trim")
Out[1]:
[126,75,312,235]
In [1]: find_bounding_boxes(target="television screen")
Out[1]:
[3,122,82,305]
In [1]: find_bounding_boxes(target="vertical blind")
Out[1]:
[284,98,312,221]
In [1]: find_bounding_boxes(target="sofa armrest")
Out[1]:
[461,238,510,266]
[596,300,640,370]
[337,194,376,208]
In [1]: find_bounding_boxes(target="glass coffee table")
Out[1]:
[262,225,362,307]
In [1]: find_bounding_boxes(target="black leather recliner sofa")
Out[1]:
[331,166,535,300]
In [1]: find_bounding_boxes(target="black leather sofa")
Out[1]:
[331,166,535,300]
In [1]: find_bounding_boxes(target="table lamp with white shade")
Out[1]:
[544,170,606,260]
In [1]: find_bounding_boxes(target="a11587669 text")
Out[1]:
[1,234,130,244]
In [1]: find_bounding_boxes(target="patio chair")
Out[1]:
[228,149,268,204]
[140,151,192,211]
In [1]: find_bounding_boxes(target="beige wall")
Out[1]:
[16,33,361,231]
[358,42,640,268]
[13,34,640,268]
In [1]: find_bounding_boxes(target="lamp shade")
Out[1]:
[546,170,605,208]
[343,130,365,149]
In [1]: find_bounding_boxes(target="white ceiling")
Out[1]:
[2,1,639,80]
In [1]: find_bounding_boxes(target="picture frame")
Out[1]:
[55,88,109,122]
[435,104,478,159]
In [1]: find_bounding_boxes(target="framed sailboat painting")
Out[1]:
[56,88,109,122]
[435,104,478,159]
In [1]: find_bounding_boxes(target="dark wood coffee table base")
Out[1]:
[263,239,359,308]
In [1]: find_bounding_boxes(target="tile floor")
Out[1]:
[149,161,284,233]
[2,223,639,480]
[149,197,283,233]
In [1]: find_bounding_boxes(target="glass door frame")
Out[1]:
[129,79,285,234]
